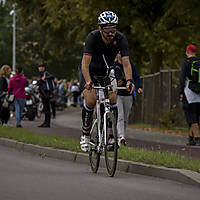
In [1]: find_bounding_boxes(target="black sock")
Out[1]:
[82,104,94,134]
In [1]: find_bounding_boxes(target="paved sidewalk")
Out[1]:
[55,107,187,146]
[54,108,200,158]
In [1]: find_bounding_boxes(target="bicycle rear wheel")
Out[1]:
[89,113,100,173]
[104,111,118,177]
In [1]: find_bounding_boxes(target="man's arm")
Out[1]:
[179,60,186,94]
[81,54,92,89]
[179,60,187,101]
[121,56,135,93]
[131,62,143,93]
[0,78,3,94]
[8,79,13,93]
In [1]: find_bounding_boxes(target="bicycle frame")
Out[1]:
[89,87,106,153]
[90,86,126,152]
[88,83,126,176]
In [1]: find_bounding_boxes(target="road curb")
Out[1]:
[0,137,200,187]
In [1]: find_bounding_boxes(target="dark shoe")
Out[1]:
[16,125,22,128]
[187,136,196,146]
[119,137,127,146]
[38,123,50,128]
[194,137,200,145]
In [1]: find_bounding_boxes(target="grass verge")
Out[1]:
[128,123,189,136]
[0,126,200,173]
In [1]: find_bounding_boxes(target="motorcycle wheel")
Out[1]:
[26,106,37,121]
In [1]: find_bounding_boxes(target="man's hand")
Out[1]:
[137,88,143,93]
[126,80,135,94]
[85,81,93,90]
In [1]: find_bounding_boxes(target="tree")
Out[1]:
[0,2,12,67]
[7,0,200,78]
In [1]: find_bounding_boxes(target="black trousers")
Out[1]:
[50,100,56,117]
[72,91,79,107]
[42,96,51,126]
[182,99,200,126]
[0,101,10,124]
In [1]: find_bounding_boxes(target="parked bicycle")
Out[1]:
[88,80,126,177]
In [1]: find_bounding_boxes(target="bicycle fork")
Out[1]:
[103,103,110,146]
[96,100,104,153]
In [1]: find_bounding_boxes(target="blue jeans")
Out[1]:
[14,98,26,126]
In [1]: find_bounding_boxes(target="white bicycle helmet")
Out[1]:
[98,11,118,26]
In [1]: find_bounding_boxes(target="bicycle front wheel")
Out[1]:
[89,113,100,173]
[104,111,118,177]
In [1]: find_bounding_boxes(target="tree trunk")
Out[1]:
[149,50,163,73]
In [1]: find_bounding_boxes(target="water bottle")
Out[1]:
[109,69,117,91]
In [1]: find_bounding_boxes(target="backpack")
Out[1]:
[43,72,55,92]
[187,59,200,93]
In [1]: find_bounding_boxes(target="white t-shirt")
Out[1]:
[184,80,200,103]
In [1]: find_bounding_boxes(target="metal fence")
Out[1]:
[128,69,187,128]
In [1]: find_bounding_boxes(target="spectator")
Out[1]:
[0,65,12,126]
[114,52,143,146]
[65,81,70,107]
[37,61,54,128]
[179,44,200,145]
[71,80,80,107]
[50,78,57,119]
[57,79,66,108]
[8,67,27,128]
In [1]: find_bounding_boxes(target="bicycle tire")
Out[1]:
[104,111,118,177]
[89,112,101,173]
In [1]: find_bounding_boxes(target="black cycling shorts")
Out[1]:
[182,100,200,126]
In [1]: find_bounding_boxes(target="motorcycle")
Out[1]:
[23,80,43,120]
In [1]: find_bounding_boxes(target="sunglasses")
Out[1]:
[102,27,117,34]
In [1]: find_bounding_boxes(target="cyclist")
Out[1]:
[80,11,134,152]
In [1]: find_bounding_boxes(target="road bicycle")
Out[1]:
[88,77,126,177]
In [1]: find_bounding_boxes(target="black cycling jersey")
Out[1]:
[83,30,129,76]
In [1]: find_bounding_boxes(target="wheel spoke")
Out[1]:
[104,111,118,177]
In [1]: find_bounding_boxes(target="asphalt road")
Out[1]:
[0,145,200,200]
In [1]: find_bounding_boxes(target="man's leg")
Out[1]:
[50,100,56,118]
[119,95,133,146]
[45,98,51,126]
[107,90,117,144]
[189,103,200,145]
[117,95,124,139]
[38,97,51,127]
[182,99,196,145]
[14,99,20,127]
[18,98,26,127]
[80,89,97,152]
[123,96,133,133]
[109,90,118,121]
